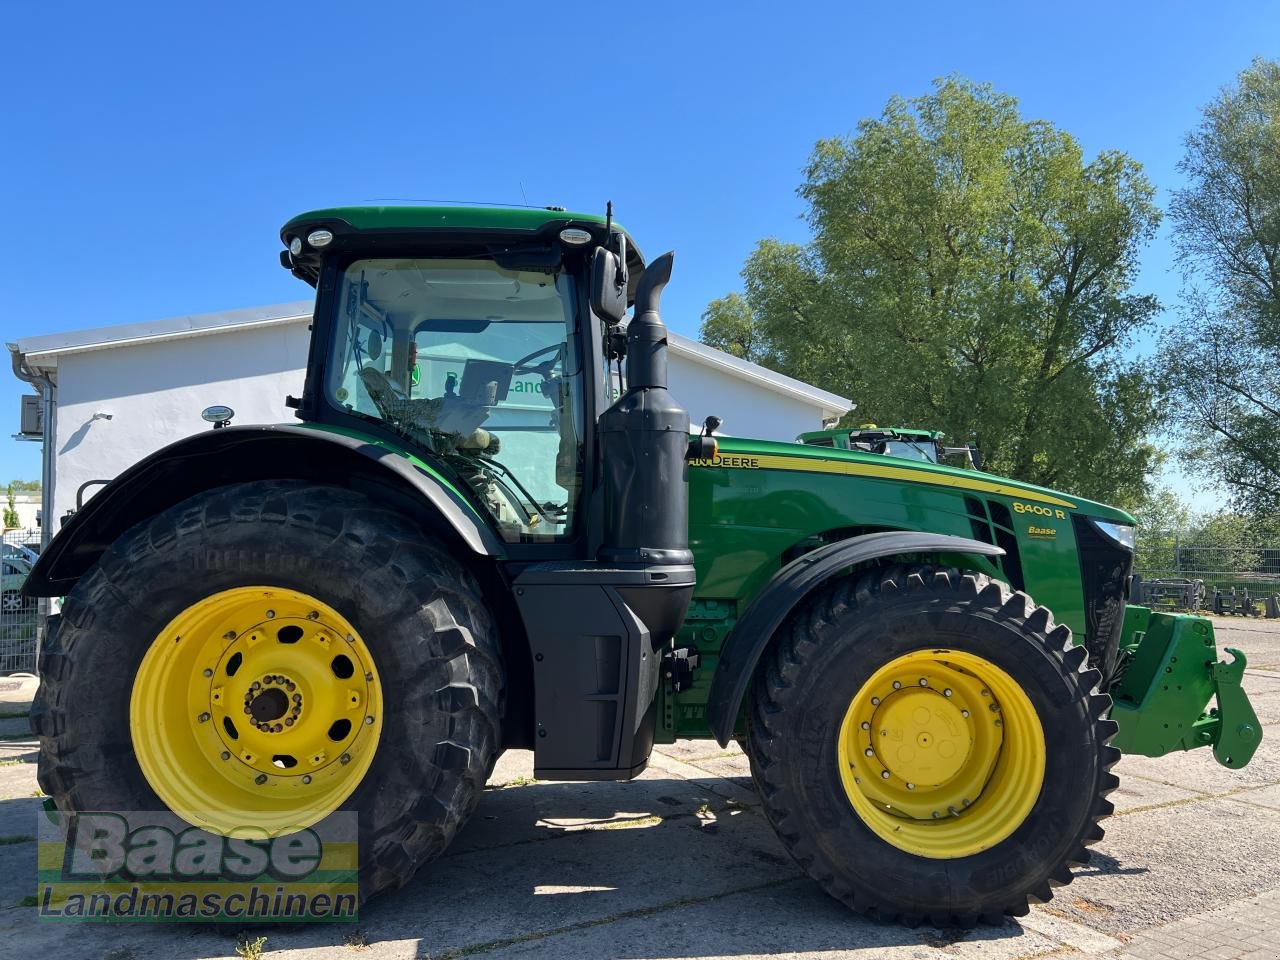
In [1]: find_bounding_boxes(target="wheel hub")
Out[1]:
[245,680,297,729]
[873,690,971,787]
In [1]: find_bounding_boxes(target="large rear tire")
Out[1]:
[32,480,503,903]
[746,565,1118,925]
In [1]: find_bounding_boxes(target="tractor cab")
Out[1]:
[281,206,653,548]
[798,424,984,469]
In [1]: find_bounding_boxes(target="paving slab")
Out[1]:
[0,760,38,800]
[1046,796,1280,933]
[1108,772,1205,815]
[468,877,1067,960]
[1114,888,1280,960]
[1111,724,1280,796]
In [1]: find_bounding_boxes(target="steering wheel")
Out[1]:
[512,343,563,376]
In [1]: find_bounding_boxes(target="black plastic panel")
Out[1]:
[1071,516,1133,683]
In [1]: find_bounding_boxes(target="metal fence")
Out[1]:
[1134,540,1280,616]
[1,528,42,674]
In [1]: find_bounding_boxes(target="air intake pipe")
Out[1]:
[597,252,693,567]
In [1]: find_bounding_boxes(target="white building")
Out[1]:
[10,302,851,536]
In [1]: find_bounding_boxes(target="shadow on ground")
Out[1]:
[0,776,1053,960]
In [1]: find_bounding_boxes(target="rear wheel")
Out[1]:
[33,480,503,902]
[746,565,1118,925]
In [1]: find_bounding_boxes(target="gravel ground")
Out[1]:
[0,617,1276,960]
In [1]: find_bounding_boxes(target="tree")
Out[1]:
[1161,58,1280,516]
[3,484,19,530]
[701,77,1163,505]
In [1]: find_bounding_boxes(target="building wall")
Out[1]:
[668,357,821,442]
[51,321,310,525]
[48,321,828,528]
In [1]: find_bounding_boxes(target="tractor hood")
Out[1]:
[708,435,1136,525]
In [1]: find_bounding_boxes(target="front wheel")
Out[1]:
[747,565,1118,925]
[33,481,504,903]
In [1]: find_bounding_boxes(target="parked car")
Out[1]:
[1,542,39,566]
[1,556,34,612]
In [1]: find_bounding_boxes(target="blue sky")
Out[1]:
[2,1,1273,508]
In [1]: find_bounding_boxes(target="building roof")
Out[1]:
[13,301,852,416]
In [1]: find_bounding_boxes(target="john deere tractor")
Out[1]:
[26,205,1261,925]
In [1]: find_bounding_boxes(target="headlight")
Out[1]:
[1090,519,1135,551]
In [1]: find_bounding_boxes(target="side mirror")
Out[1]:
[591,247,627,324]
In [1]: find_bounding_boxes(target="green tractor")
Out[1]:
[27,205,1261,925]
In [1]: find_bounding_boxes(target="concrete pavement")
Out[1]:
[0,617,1275,960]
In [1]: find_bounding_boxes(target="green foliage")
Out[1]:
[1160,58,1280,516]
[700,76,1163,505]
[1130,486,1194,571]
[3,484,18,530]
[6,480,39,493]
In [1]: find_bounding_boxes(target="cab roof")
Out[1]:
[281,205,646,293]
[282,204,622,235]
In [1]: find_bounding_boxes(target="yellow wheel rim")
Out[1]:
[131,586,383,836]
[837,649,1045,858]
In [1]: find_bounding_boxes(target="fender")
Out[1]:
[25,424,504,597]
[705,531,1006,746]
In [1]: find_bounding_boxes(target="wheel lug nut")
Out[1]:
[961,709,970,718]
[880,770,890,779]
[365,716,374,725]
[931,811,941,819]
[340,753,351,765]
[220,751,231,761]
[224,630,237,640]
[302,775,312,784]
[285,681,296,692]
[989,704,999,712]
[994,719,1002,727]
[285,718,295,727]
[948,806,960,816]
[860,721,870,731]
[308,611,319,620]
[365,672,373,682]
[906,782,915,790]
[943,688,952,697]
[197,712,210,723]
[892,681,902,690]
[202,668,213,678]
[864,748,874,757]
[871,697,880,706]
[255,774,268,785]
[266,610,276,619]
[981,689,990,697]
[918,678,928,686]
[345,635,355,644]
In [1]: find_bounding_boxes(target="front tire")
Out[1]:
[746,565,1118,925]
[33,480,504,903]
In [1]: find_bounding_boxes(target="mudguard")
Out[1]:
[24,424,504,597]
[705,531,1006,746]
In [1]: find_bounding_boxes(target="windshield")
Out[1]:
[327,258,583,542]
[881,439,937,463]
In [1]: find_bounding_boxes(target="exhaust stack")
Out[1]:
[598,252,692,568]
